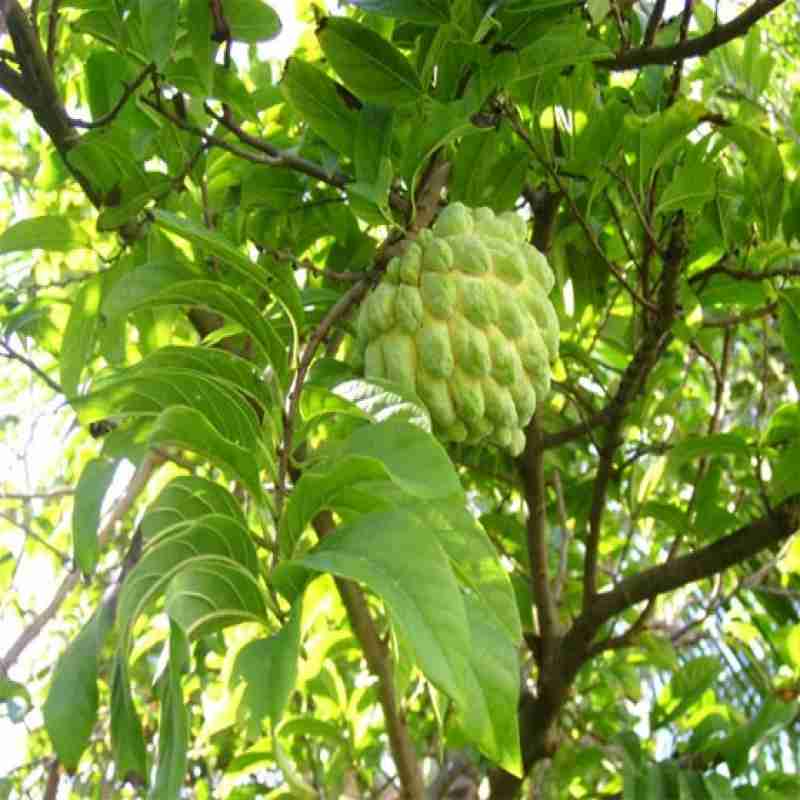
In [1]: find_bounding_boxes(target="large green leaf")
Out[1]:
[147,405,265,500]
[165,557,268,637]
[141,475,246,539]
[299,509,471,706]
[317,17,423,106]
[339,418,463,500]
[457,593,522,775]
[151,623,189,800]
[140,0,178,67]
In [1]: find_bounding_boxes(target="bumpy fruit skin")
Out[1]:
[356,203,559,456]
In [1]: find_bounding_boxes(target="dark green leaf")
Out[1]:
[318,16,423,106]
[186,0,215,91]
[73,457,117,575]
[44,607,113,770]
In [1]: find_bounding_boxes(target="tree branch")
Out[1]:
[592,495,800,623]
[597,0,787,71]
[0,452,163,677]
[520,414,561,667]
[314,513,424,800]
[582,213,685,609]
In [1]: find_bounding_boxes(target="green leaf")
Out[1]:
[226,0,281,43]
[147,405,265,500]
[141,475,246,539]
[652,656,721,729]
[140,0,179,67]
[714,697,798,775]
[165,557,268,637]
[110,656,148,782]
[0,215,91,254]
[105,277,288,385]
[232,597,303,735]
[638,99,706,190]
[721,123,785,239]
[317,16,423,106]
[186,0,215,91]
[61,276,102,396]
[780,289,800,376]
[344,0,449,24]
[514,21,613,80]
[340,418,463,500]
[764,404,800,446]
[43,607,113,770]
[73,457,117,575]
[668,433,750,468]
[279,455,393,557]
[299,509,471,706]
[102,260,200,317]
[457,593,521,775]
[281,59,359,157]
[152,623,189,800]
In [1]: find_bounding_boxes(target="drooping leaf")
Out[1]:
[43,606,114,771]
[72,457,117,575]
[232,596,303,736]
[299,509,471,706]
[0,216,91,254]
[61,276,102,396]
[139,0,179,67]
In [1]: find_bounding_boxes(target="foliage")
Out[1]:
[1,0,800,798]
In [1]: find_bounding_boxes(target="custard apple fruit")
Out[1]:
[356,203,559,456]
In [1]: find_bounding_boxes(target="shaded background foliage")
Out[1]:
[2,0,800,798]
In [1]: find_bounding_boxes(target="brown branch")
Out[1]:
[508,110,657,312]
[70,64,155,129]
[0,489,74,500]
[643,0,667,47]
[44,759,60,800]
[45,0,62,68]
[597,0,788,71]
[520,414,561,667]
[667,0,695,102]
[690,262,800,286]
[0,1,100,205]
[0,452,163,677]
[206,104,350,189]
[277,278,373,512]
[591,495,800,623]
[314,513,424,799]
[701,302,778,328]
[582,213,685,609]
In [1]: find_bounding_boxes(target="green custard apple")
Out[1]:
[356,203,559,456]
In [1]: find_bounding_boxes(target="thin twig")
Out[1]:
[0,342,62,394]
[643,0,668,47]
[507,108,657,312]
[0,452,163,676]
[69,64,155,129]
